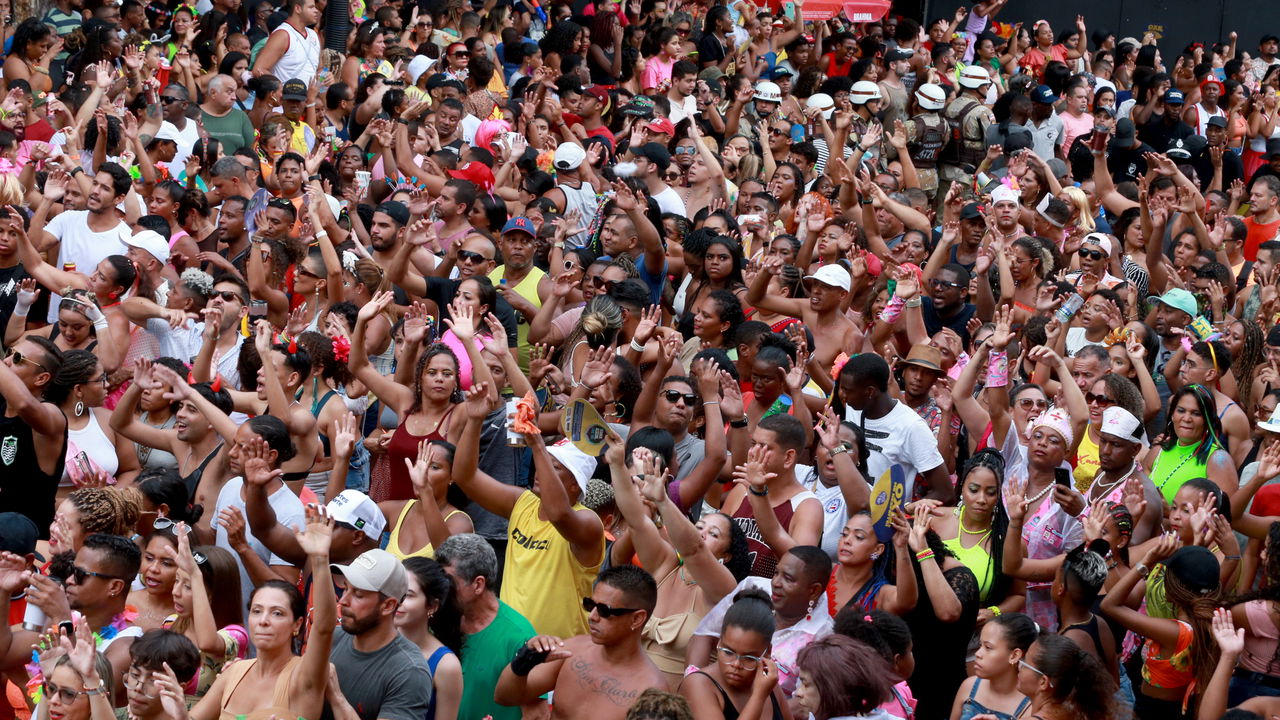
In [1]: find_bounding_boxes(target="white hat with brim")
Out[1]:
[803,264,851,292]
[547,439,598,493]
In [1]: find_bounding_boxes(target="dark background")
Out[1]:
[902,0,1275,63]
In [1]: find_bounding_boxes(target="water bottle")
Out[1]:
[1054,293,1084,324]
[505,397,526,447]
[22,600,44,632]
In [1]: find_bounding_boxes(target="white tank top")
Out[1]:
[270,22,321,85]
[557,180,597,246]
[61,411,120,488]
[1190,103,1224,136]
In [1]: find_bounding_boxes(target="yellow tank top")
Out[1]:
[386,500,468,560]
[502,490,602,639]
[488,266,545,373]
[1073,425,1101,494]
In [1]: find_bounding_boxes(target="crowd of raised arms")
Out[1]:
[6,0,1280,719]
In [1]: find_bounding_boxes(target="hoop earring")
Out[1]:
[74,401,85,418]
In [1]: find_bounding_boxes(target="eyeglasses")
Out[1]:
[1086,392,1114,407]
[160,96,184,104]
[214,290,242,303]
[71,564,124,584]
[1078,248,1106,261]
[716,647,764,669]
[458,249,492,264]
[124,667,158,697]
[662,389,699,405]
[1016,398,1049,410]
[590,276,617,292]
[1019,659,1052,685]
[582,597,642,618]
[92,373,109,386]
[43,680,87,704]
[930,278,965,290]
[6,349,47,372]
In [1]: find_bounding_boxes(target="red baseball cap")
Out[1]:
[448,162,495,192]
[645,117,676,136]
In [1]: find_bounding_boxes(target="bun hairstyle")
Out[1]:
[578,295,623,348]
[722,586,775,638]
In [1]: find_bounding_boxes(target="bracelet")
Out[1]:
[830,442,851,456]
[1133,562,1151,577]
[629,338,645,352]
[703,400,719,407]
[315,230,329,241]
[987,605,1002,617]
[729,416,749,428]
[32,66,49,75]
[1225,554,1242,560]
[903,296,922,308]
[914,549,935,562]
[748,486,769,497]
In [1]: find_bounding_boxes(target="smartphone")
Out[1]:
[74,451,93,483]
[1053,467,1072,488]
[249,300,268,319]
[58,620,73,637]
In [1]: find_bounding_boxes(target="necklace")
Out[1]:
[1024,480,1053,506]
[958,506,992,536]
[1091,461,1137,499]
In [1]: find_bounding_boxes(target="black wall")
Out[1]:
[912,0,1271,64]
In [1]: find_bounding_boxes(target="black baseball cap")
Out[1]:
[634,142,672,173]
[376,200,410,227]
[0,513,38,556]
[282,78,308,101]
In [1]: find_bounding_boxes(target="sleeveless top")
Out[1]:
[686,671,784,720]
[62,411,119,488]
[641,564,703,676]
[386,406,456,501]
[941,509,995,603]
[1190,103,1224,136]
[387,500,469,560]
[957,678,1031,720]
[1151,440,1220,505]
[501,490,603,638]
[0,397,66,534]
[425,645,454,720]
[730,489,819,578]
[137,412,178,471]
[556,181,598,246]
[269,22,321,85]
[160,615,248,700]
[217,655,303,720]
[181,444,224,499]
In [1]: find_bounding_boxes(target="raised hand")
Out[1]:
[242,436,283,488]
[1211,606,1245,656]
[632,305,661,345]
[444,301,478,341]
[480,313,509,356]
[579,345,614,390]
[733,443,777,493]
[464,381,492,421]
[331,412,359,459]
[294,502,334,557]
[405,439,434,495]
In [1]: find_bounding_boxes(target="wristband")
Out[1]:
[510,644,550,677]
[729,416,749,428]
[903,296,922,308]
[879,295,906,324]
[748,486,769,496]
[703,400,719,407]
[92,316,109,332]
[914,549,935,562]
[13,295,33,318]
[987,605,1002,617]
[629,338,645,352]
[986,350,1009,389]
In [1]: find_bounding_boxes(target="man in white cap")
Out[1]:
[240,487,388,565]
[746,258,860,368]
[328,548,433,720]
[1066,232,1124,291]
[544,142,600,246]
[904,83,950,199]
[1084,406,1162,543]
[724,80,781,144]
[123,230,175,306]
[452,389,605,640]
[940,65,996,189]
[989,184,1027,241]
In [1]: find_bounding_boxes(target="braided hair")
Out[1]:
[45,349,100,406]
[960,448,1013,603]
[1232,320,1264,413]
[68,487,143,537]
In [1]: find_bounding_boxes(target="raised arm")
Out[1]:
[453,383,523,517]
[350,291,414,414]
[288,506,338,720]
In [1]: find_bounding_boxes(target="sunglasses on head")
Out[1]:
[1086,392,1114,406]
[582,597,642,618]
[662,389,698,405]
[458,249,490,264]
[1078,248,1106,261]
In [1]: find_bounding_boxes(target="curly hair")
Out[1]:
[295,331,353,387]
[68,486,143,537]
[1232,320,1264,414]
[626,689,693,720]
[410,343,462,415]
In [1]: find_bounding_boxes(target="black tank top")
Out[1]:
[0,397,67,538]
[688,671,784,720]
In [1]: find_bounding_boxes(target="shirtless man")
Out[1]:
[746,256,860,369]
[495,565,668,719]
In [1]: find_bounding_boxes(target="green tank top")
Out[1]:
[1151,440,1217,505]
[942,508,995,602]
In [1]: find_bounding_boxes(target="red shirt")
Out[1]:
[1244,215,1280,261]
[822,53,854,78]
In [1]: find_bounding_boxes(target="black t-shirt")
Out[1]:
[1107,141,1156,183]
[922,296,976,347]
[424,275,520,347]
[0,264,30,336]
[1191,147,1244,192]
[697,33,727,68]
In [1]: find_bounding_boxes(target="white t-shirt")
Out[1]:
[1064,326,1108,358]
[843,401,945,500]
[667,95,698,125]
[213,476,306,607]
[651,185,686,216]
[169,119,201,171]
[42,211,129,323]
[797,463,848,561]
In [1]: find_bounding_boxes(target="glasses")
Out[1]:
[452,51,470,58]
[769,127,790,136]
[563,260,582,272]
[124,667,158,698]
[6,349,47,372]
[43,680,87,704]
[1085,392,1114,407]
[1078,248,1106,261]
[675,27,690,36]
[71,564,124,584]
[1019,659,1052,685]
[458,249,492,264]
[582,597,642,618]
[674,146,697,155]
[298,267,322,279]
[160,96,183,104]
[1016,398,1049,410]
[662,389,699,405]
[716,647,764,669]
[92,373,109,386]
[214,290,242,303]
[930,278,965,290]
[590,276,617,292]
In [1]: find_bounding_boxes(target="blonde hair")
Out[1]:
[1061,187,1095,232]
[0,174,22,205]
[350,258,390,297]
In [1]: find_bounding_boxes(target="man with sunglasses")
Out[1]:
[0,533,143,698]
[155,84,199,171]
[495,565,664,720]
[1066,233,1123,293]
[1083,406,1162,543]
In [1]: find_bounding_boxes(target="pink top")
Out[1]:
[1242,599,1280,676]
[440,329,482,390]
[642,55,675,91]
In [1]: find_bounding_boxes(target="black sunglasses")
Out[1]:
[583,597,642,618]
[452,51,470,57]
[6,349,47,372]
[458,249,491,264]
[930,278,965,290]
[769,127,790,136]
[72,565,124,583]
[1085,392,1114,406]
[662,389,699,405]
[590,276,617,291]
[214,290,242,303]
[1078,248,1106,261]
[160,96,184,104]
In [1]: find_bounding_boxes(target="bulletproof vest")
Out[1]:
[909,113,947,169]
[940,97,988,167]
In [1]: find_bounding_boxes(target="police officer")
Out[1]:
[939,65,996,193]
[905,83,950,200]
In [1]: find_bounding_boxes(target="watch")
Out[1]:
[830,442,852,456]
[729,416,749,429]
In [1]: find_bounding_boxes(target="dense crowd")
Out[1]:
[2,0,1280,719]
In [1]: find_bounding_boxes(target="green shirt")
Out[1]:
[199,107,256,155]
[459,600,536,720]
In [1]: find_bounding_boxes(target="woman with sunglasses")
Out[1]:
[55,350,142,495]
[1012,634,1117,720]
[679,587,788,720]
[31,618,115,720]
[1072,374,1144,492]
[165,526,245,701]
[111,360,239,539]
[675,123,729,220]
[6,282,127,376]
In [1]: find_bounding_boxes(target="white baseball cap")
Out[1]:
[1099,406,1148,448]
[554,142,586,170]
[330,548,408,599]
[152,121,182,144]
[914,83,946,110]
[1082,232,1114,257]
[326,489,385,542]
[546,438,598,493]
[124,230,170,264]
[803,264,852,292]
